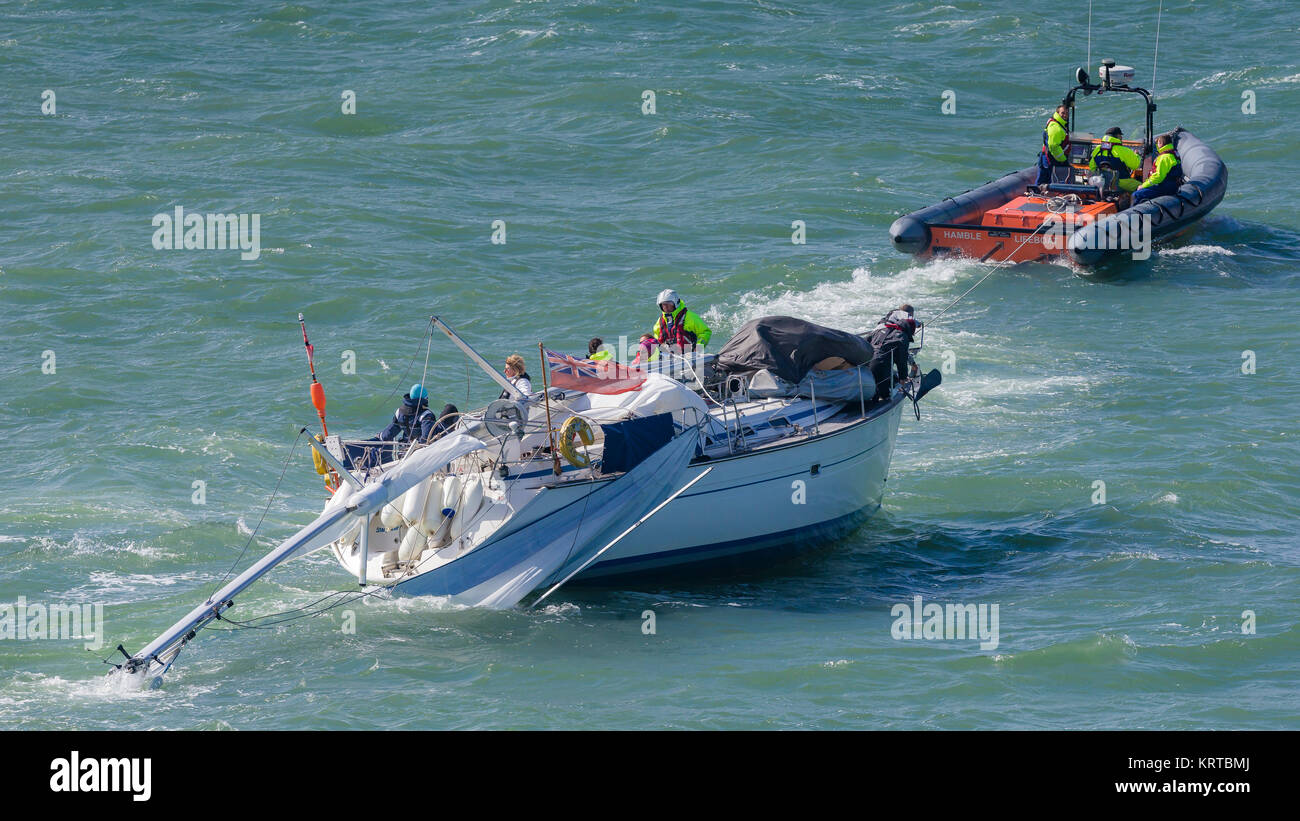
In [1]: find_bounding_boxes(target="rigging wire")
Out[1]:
[419,324,434,403]
[925,222,1056,328]
[365,318,435,418]
[211,584,396,630]
[206,428,306,604]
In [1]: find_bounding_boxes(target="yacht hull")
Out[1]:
[581,396,905,578]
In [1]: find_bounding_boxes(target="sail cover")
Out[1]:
[714,316,875,384]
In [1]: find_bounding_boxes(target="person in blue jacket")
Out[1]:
[379,383,437,443]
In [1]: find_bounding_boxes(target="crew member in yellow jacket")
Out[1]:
[651,289,712,356]
[1132,134,1185,205]
[1088,126,1142,193]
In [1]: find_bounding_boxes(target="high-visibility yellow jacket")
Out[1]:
[1043,112,1070,163]
[1088,135,1141,174]
[652,303,712,349]
[1139,143,1183,189]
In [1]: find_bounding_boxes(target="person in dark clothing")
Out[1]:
[428,403,460,441]
[379,383,437,443]
[872,303,914,331]
[867,309,919,401]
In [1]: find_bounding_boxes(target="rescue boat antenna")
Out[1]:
[1086,0,1092,72]
[1151,0,1163,99]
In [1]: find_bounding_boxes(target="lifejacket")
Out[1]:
[882,318,917,342]
[1157,144,1185,187]
[1042,114,1071,162]
[655,305,697,352]
[1092,142,1128,173]
[498,372,531,400]
[1092,142,1132,191]
[392,397,431,441]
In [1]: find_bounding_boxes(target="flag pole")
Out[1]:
[538,343,561,476]
[299,313,328,437]
[299,312,338,491]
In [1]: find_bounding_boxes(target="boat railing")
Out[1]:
[719,398,748,455]
[809,375,821,436]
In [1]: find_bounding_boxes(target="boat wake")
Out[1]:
[708,258,984,336]
[1157,244,1236,258]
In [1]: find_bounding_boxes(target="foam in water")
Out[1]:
[536,602,580,617]
[707,259,978,335]
[1158,245,1236,257]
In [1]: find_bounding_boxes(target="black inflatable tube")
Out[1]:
[889,129,1227,266]
[1067,129,1228,265]
[889,167,1038,255]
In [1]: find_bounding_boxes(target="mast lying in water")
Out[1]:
[109,433,487,687]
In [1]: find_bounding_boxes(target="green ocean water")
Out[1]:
[1,0,1297,729]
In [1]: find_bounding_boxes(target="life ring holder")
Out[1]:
[558,416,595,469]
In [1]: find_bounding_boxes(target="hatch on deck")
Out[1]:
[981,196,1117,231]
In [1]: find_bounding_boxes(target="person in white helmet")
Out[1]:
[866,307,920,402]
[650,289,712,356]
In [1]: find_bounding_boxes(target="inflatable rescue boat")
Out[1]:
[890,61,1227,267]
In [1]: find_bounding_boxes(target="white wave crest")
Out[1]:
[1159,245,1235,258]
[705,258,980,335]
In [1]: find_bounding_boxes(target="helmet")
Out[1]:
[886,311,919,332]
[656,289,680,309]
[409,383,428,401]
[1104,126,1123,139]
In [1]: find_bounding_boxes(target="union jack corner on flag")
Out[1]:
[544,349,647,395]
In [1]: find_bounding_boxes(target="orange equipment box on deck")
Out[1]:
[981,196,1117,231]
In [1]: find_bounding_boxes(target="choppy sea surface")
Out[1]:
[2,1,1297,729]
